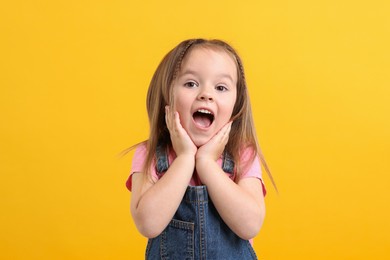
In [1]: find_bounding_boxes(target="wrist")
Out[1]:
[195,156,217,169]
[176,153,196,163]
[195,158,221,184]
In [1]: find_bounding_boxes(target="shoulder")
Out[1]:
[239,146,262,179]
[126,142,152,192]
[240,146,257,162]
[132,142,148,166]
[135,142,148,154]
[239,146,267,196]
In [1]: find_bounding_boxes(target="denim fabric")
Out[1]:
[156,146,234,176]
[147,146,257,260]
[155,143,169,175]
[221,150,235,176]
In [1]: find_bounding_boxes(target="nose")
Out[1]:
[197,87,214,102]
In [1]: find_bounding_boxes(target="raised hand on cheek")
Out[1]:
[165,106,197,157]
[196,121,233,162]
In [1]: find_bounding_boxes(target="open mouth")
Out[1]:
[193,109,214,128]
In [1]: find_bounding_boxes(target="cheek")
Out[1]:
[224,96,237,118]
[172,87,191,109]
[174,98,187,112]
[173,96,192,120]
[217,104,235,125]
[230,92,238,115]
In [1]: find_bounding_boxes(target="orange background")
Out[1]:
[1,0,389,259]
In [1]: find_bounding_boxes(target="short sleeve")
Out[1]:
[240,149,267,196]
[125,143,157,192]
[241,154,262,179]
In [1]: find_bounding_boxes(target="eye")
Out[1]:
[215,85,228,92]
[184,81,198,88]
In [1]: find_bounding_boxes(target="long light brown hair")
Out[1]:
[126,38,276,190]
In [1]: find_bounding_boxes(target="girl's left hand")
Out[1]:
[196,121,232,162]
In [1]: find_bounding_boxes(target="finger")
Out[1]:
[165,106,171,130]
[218,121,232,138]
[224,122,232,142]
[225,121,232,136]
[219,121,232,144]
[165,106,175,133]
[174,111,182,131]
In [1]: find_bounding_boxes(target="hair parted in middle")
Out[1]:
[142,38,272,183]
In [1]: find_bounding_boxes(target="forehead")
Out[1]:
[179,46,238,78]
[182,45,236,64]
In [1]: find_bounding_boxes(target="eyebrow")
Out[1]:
[179,69,235,83]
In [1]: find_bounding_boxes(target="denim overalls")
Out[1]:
[145,145,258,259]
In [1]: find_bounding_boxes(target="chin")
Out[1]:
[192,136,212,148]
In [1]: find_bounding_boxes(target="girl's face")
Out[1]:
[172,47,237,147]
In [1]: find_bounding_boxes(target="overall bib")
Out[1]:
[145,146,258,260]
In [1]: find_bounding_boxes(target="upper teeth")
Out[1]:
[197,109,212,114]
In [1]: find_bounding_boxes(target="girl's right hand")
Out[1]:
[165,106,197,157]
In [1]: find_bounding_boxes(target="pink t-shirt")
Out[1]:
[126,143,266,196]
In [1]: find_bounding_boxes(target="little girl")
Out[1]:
[126,38,271,259]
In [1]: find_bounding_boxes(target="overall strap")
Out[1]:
[155,142,235,176]
[221,150,235,176]
[155,142,169,175]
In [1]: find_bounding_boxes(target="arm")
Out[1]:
[131,108,197,238]
[196,160,265,240]
[195,123,265,240]
[131,154,194,238]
